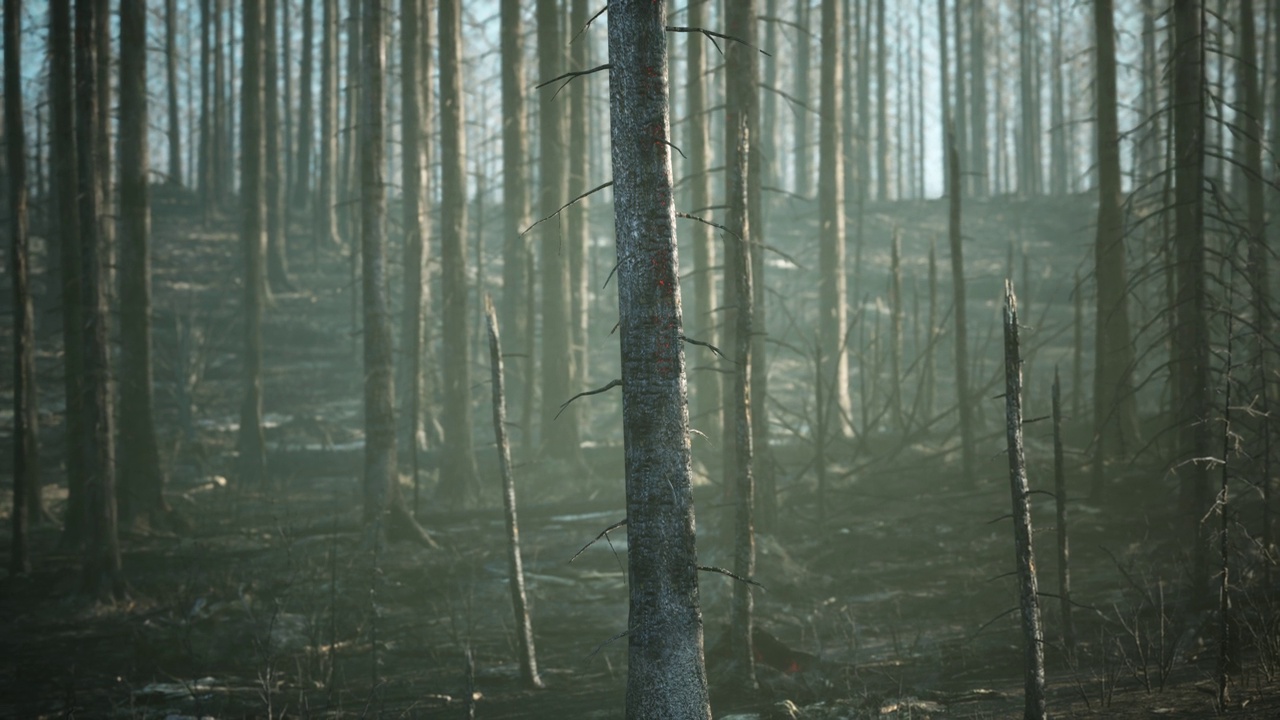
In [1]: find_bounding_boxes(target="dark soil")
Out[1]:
[2,187,1278,718]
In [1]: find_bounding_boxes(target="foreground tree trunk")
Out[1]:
[77,0,126,599]
[819,0,850,435]
[437,0,480,504]
[947,133,974,485]
[609,2,711,717]
[6,0,39,574]
[1090,0,1141,502]
[239,0,268,487]
[398,0,427,474]
[117,0,169,532]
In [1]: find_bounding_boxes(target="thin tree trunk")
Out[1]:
[1052,368,1074,652]
[1002,281,1047,720]
[819,0,851,435]
[537,0,582,461]
[291,0,314,208]
[794,0,812,198]
[1173,0,1210,600]
[199,0,213,212]
[569,0,591,388]
[500,0,532,453]
[938,0,951,186]
[875,0,888,199]
[948,132,974,485]
[437,0,480,504]
[117,0,169,532]
[1018,0,1041,195]
[1049,0,1066,195]
[969,0,986,196]
[77,0,126,600]
[52,0,86,547]
[264,0,291,292]
[239,0,268,487]
[164,0,182,184]
[954,0,967,195]
[609,3,711,716]
[1090,0,1141,502]
[484,297,544,689]
[6,0,39,574]
[317,0,338,250]
[398,0,426,478]
[359,0,395,539]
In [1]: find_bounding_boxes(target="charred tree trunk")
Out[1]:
[947,133,974,485]
[1090,0,1141,502]
[484,297,544,689]
[608,2,711,716]
[317,0,338,250]
[398,0,427,485]
[937,0,951,187]
[819,0,851,437]
[1002,281,1047,720]
[198,0,213,212]
[685,0,720,449]
[264,0,291,292]
[969,0,987,196]
[6,0,39,574]
[1017,0,1041,195]
[500,0,532,452]
[1052,368,1075,652]
[1173,0,1210,599]
[537,0,581,461]
[164,0,182,184]
[52,0,85,545]
[437,0,480,504]
[117,0,169,532]
[291,0,314,209]
[77,0,126,600]
[239,0,269,487]
[360,0,395,537]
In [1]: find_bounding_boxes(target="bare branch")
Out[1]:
[697,565,765,589]
[569,518,627,563]
[555,379,623,420]
[521,181,614,238]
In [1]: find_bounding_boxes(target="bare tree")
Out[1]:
[317,0,338,249]
[398,0,428,483]
[77,0,126,599]
[969,0,987,196]
[499,0,532,452]
[609,2,711,716]
[164,0,182,184]
[569,0,592,385]
[117,0,170,531]
[264,0,292,291]
[6,0,39,574]
[437,0,480,504]
[819,0,851,435]
[239,0,269,487]
[291,0,314,208]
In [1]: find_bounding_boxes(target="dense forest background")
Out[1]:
[2,0,1280,717]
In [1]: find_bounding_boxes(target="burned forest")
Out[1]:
[6,0,1280,718]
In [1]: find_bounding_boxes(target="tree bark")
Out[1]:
[239,0,269,487]
[77,0,126,600]
[1002,281,1047,720]
[117,0,170,532]
[569,0,592,388]
[398,0,427,475]
[499,0,531,453]
[292,0,314,208]
[685,0,720,449]
[317,0,338,250]
[875,0,888,199]
[969,0,987,196]
[484,297,544,689]
[264,0,291,292]
[794,0,812,198]
[1090,0,1141,503]
[198,0,213,212]
[6,0,39,574]
[608,2,711,716]
[947,132,974,485]
[437,0,480,504]
[537,0,582,461]
[819,0,851,435]
[51,0,85,546]
[1018,0,1041,195]
[1173,0,1210,599]
[938,0,951,188]
[163,0,182,184]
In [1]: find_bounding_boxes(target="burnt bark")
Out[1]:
[947,132,974,485]
[164,0,182,184]
[239,0,269,487]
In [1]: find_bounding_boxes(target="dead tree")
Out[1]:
[484,297,544,689]
[1052,368,1074,652]
[819,0,851,436]
[238,0,268,487]
[947,131,974,485]
[609,2,711,716]
[1003,281,1046,720]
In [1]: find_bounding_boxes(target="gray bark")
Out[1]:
[819,0,851,436]
[500,0,533,452]
[239,0,268,487]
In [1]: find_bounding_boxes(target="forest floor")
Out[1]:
[2,186,1279,718]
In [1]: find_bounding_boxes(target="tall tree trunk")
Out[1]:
[1173,0,1210,599]
[77,0,126,600]
[398,0,426,469]
[819,0,851,434]
[215,0,229,206]
[164,0,182,184]
[281,0,292,198]
[537,0,581,461]
[94,0,113,304]
[317,0,338,248]
[875,0,888,199]
[794,0,812,198]
[686,0,720,449]
[6,0,39,574]
[609,3,711,716]
[1018,0,1041,195]
[437,0,480,504]
[954,0,967,195]
[947,132,974,485]
[500,0,532,452]
[51,0,86,547]
[969,0,987,196]
[264,0,291,291]
[569,0,592,389]
[1090,0,1141,503]
[937,0,951,186]
[360,0,395,535]
[239,0,268,487]
[291,0,314,208]
[117,0,169,532]
[199,0,213,212]
[1049,0,1066,195]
